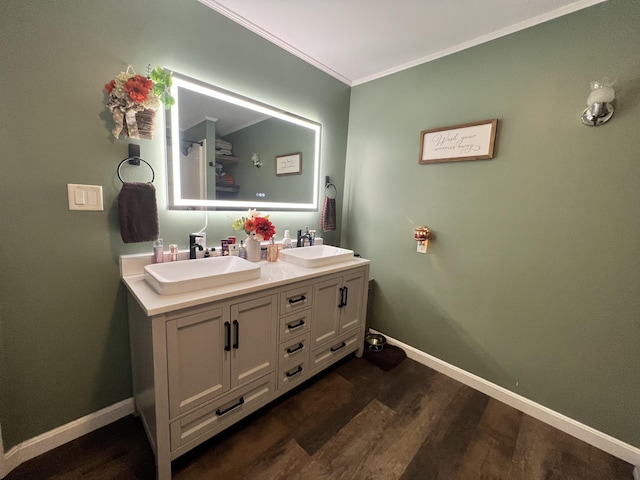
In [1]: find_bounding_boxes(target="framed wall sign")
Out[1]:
[276,152,302,176]
[419,119,498,164]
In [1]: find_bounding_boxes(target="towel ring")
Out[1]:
[117,157,155,184]
[325,183,337,199]
[325,182,337,199]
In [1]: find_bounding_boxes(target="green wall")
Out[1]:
[344,0,640,448]
[0,0,349,450]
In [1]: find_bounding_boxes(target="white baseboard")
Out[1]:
[1,398,134,479]
[370,329,640,468]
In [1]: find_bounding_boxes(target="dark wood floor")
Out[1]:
[5,354,634,480]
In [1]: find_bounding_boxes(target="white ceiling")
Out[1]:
[199,0,605,86]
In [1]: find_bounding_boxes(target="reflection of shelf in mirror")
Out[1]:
[216,185,240,193]
[215,155,239,165]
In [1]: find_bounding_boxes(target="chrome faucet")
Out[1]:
[189,234,204,259]
[297,227,312,247]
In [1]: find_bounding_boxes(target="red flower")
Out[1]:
[123,75,153,103]
[254,217,276,241]
[104,80,116,94]
[244,218,257,232]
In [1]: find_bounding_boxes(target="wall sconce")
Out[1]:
[251,152,262,168]
[581,78,615,126]
[414,226,432,254]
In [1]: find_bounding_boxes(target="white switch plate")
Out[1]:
[67,184,103,211]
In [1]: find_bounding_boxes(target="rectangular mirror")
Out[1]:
[166,73,321,210]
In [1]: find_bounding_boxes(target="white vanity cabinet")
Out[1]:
[165,292,278,419]
[310,269,366,371]
[122,257,369,480]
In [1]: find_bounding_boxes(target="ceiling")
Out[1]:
[199,0,605,86]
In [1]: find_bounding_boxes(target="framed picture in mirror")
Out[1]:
[275,152,302,176]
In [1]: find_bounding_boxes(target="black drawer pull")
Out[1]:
[215,396,245,417]
[330,341,346,352]
[343,286,348,306]
[224,322,231,352]
[287,319,305,331]
[286,365,303,378]
[286,342,304,355]
[232,320,239,349]
[288,295,306,305]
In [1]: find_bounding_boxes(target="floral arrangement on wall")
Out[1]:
[232,209,276,242]
[104,65,174,140]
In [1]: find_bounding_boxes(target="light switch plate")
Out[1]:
[67,184,104,211]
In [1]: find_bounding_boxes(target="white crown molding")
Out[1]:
[369,329,640,468]
[198,0,352,85]
[199,0,607,87]
[1,398,134,479]
[351,0,608,86]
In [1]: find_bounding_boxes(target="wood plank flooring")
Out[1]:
[5,355,634,479]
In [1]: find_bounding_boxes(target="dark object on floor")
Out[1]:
[363,343,407,371]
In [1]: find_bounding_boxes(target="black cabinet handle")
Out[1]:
[287,319,305,331]
[232,320,239,349]
[338,287,344,308]
[224,322,231,351]
[331,341,346,352]
[288,295,306,305]
[286,365,303,378]
[286,342,304,355]
[215,396,245,416]
[343,286,348,307]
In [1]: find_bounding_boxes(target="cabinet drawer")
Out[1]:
[278,332,310,369]
[310,329,360,374]
[280,284,313,316]
[170,373,276,452]
[278,359,309,393]
[279,308,311,342]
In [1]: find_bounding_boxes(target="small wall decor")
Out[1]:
[104,65,174,140]
[419,119,497,164]
[275,152,302,176]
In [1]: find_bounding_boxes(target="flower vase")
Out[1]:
[245,236,261,262]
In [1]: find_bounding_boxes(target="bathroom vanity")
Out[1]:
[121,253,369,480]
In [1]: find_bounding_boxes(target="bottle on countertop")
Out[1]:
[239,240,247,259]
[169,244,179,261]
[153,238,164,263]
[283,230,293,249]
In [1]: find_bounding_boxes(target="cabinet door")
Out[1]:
[230,294,278,388]
[339,270,365,333]
[167,306,230,418]
[311,275,342,348]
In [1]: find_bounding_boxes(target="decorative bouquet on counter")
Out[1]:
[232,209,276,241]
[104,65,174,140]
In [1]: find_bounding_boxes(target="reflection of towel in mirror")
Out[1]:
[320,196,336,232]
[118,182,159,243]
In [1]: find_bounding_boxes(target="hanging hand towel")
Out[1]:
[319,195,336,232]
[118,182,159,243]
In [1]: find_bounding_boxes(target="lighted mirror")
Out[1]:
[166,73,321,210]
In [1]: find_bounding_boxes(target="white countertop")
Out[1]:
[121,255,370,317]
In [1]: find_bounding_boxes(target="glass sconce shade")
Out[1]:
[582,78,615,126]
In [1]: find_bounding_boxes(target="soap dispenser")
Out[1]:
[153,239,164,263]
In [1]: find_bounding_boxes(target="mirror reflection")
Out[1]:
[167,74,321,210]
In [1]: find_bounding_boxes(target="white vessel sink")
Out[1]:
[279,245,354,268]
[144,256,261,295]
